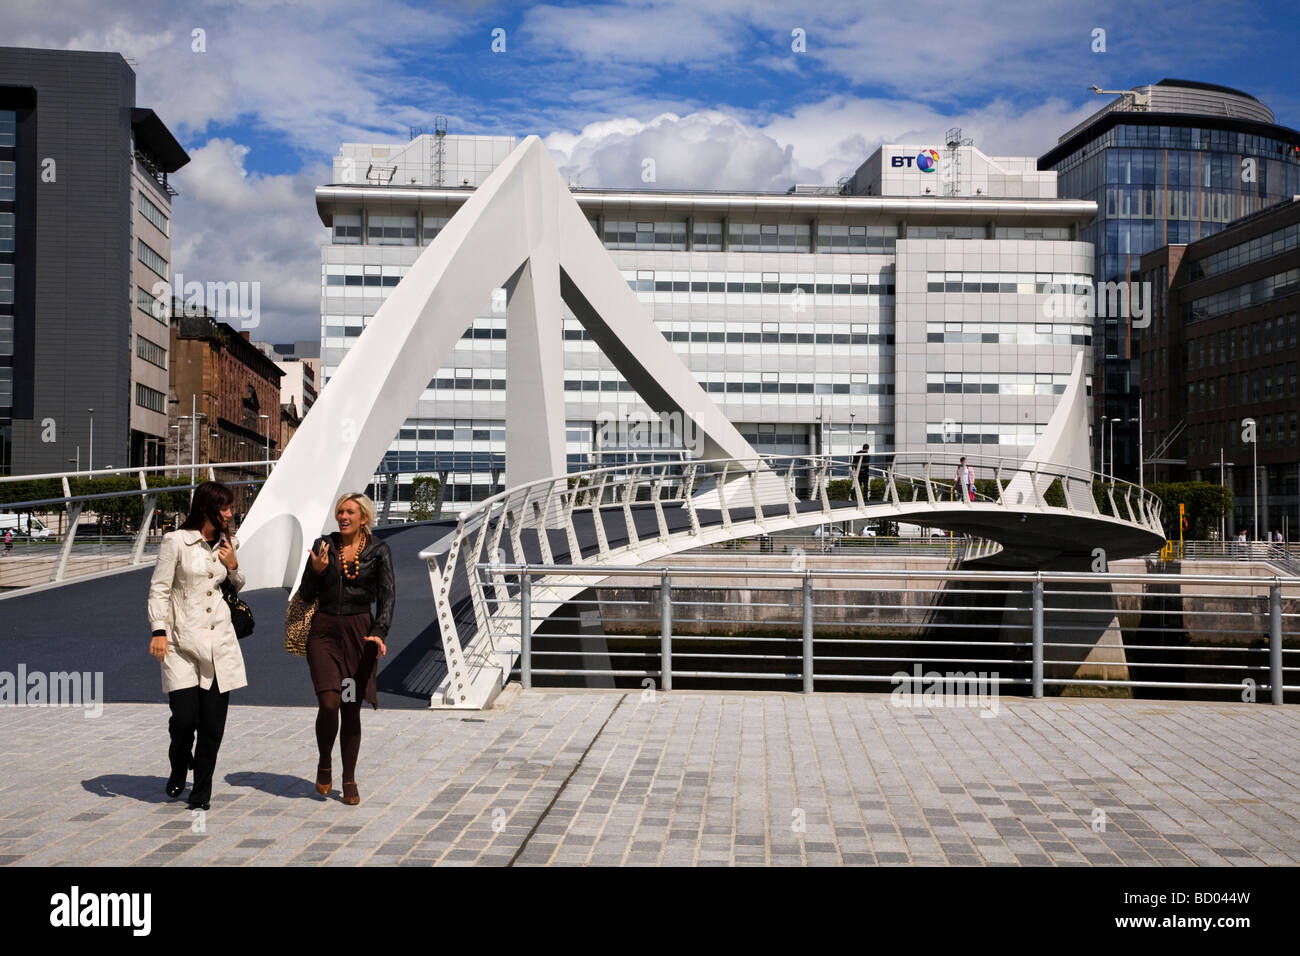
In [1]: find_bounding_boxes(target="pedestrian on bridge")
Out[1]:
[955,457,975,502]
[147,481,247,812]
[853,443,871,498]
[297,492,395,806]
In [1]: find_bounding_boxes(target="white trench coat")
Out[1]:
[147,529,249,694]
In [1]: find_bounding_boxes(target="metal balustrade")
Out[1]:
[420,453,1166,708]
[490,564,1298,705]
[0,462,270,589]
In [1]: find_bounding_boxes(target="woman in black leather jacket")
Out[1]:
[298,491,395,805]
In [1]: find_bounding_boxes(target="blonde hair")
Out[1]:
[334,491,375,529]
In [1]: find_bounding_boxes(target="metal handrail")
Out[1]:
[422,452,1165,708]
[492,562,1294,706]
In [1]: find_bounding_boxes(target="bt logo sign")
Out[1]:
[891,149,940,172]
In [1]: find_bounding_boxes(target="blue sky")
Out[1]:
[4,0,1297,341]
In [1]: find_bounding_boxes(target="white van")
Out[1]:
[0,513,54,538]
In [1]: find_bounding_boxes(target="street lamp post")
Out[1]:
[258,413,271,476]
[88,408,94,475]
[1137,398,1144,497]
[1242,418,1258,542]
[1100,416,1110,480]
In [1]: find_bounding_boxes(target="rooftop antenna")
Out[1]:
[944,127,972,197]
[1089,86,1151,112]
[433,115,448,187]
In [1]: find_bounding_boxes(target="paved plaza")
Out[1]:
[0,689,1296,866]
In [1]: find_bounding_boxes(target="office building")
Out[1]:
[1141,196,1299,538]
[1040,79,1300,479]
[0,47,189,474]
[317,134,1097,515]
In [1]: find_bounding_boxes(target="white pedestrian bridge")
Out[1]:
[420,452,1165,708]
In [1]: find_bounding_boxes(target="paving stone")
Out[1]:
[1,692,1294,868]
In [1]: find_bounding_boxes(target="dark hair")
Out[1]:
[181,481,236,533]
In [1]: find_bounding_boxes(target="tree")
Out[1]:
[407,475,442,521]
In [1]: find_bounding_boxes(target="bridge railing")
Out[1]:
[421,452,1162,706]
[487,562,1298,705]
[0,461,271,589]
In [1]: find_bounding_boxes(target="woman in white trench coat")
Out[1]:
[147,481,248,811]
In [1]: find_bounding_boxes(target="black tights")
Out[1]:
[315,690,362,781]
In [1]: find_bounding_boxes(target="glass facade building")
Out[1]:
[1041,79,1300,481]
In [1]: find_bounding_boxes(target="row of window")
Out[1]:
[925,272,1092,294]
[923,422,1046,446]
[0,263,12,305]
[0,212,12,252]
[1189,221,1300,281]
[135,334,166,369]
[1183,313,1299,369]
[0,315,12,356]
[622,269,896,296]
[0,367,10,408]
[925,321,1092,346]
[0,161,13,202]
[0,111,14,148]
[134,382,165,413]
[136,239,167,279]
[331,214,450,245]
[136,190,169,236]
[1187,415,1298,452]
[926,372,1071,394]
[1189,267,1300,322]
[1185,366,1299,409]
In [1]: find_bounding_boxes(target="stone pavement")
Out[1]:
[0,688,1296,866]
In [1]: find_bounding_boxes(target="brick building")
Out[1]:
[168,305,282,514]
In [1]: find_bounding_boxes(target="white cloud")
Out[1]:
[543,93,1100,193]
[169,139,326,342]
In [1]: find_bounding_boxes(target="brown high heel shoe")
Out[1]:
[315,765,332,797]
[342,781,360,806]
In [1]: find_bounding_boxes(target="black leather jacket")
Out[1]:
[298,532,395,638]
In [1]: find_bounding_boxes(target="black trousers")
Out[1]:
[167,678,230,804]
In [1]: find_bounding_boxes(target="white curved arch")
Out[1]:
[236,136,761,590]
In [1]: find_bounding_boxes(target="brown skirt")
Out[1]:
[306,610,379,709]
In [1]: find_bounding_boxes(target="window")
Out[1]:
[366,214,416,245]
[0,161,14,202]
[0,368,12,408]
[137,239,168,278]
[136,334,166,369]
[136,285,167,321]
[0,212,12,252]
[0,264,12,305]
[134,382,165,413]
[0,110,14,147]
[333,214,361,244]
[0,315,11,356]
[137,190,169,236]
[422,216,449,243]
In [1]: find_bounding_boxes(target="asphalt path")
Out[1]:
[0,522,456,710]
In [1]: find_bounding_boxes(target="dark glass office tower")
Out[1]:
[0,47,187,475]
[1040,80,1300,481]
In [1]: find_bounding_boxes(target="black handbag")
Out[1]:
[221,577,255,639]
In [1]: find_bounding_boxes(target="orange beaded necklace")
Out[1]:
[340,528,368,580]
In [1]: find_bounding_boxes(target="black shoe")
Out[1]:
[188,800,210,812]
[165,771,187,800]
